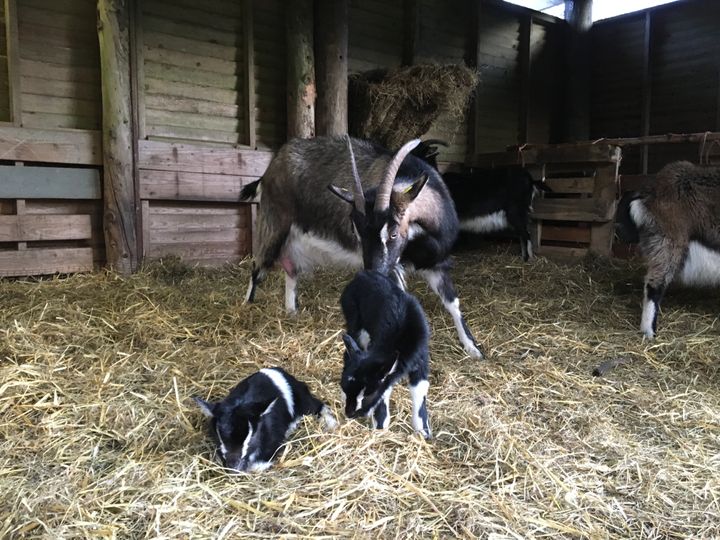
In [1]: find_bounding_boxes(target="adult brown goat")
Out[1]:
[616,161,720,337]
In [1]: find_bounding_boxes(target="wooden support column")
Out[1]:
[563,0,592,142]
[286,0,316,139]
[640,11,652,173]
[98,0,139,274]
[4,0,22,126]
[403,0,420,66]
[315,0,348,136]
[518,16,533,144]
[467,0,482,158]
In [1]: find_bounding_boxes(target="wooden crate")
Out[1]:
[471,143,621,258]
[0,163,100,276]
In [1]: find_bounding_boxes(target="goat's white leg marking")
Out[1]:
[526,239,534,260]
[357,329,370,350]
[284,273,297,313]
[640,287,657,339]
[244,275,254,303]
[320,405,337,431]
[371,387,392,429]
[409,380,431,438]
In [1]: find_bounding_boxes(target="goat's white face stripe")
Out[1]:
[215,424,228,457]
[260,368,295,417]
[355,388,365,412]
[408,223,424,240]
[380,223,389,258]
[241,420,253,458]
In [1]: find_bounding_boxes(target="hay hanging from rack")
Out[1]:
[348,64,479,149]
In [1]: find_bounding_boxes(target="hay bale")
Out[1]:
[349,64,479,149]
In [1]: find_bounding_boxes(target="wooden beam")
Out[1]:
[640,11,652,173]
[0,127,102,165]
[0,215,93,242]
[128,0,144,265]
[0,248,94,277]
[0,166,101,199]
[244,0,257,148]
[98,0,139,274]
[471,143,621,167]
[315,0,348,136]
[402,0,420,66]
[469,0,482,158]
[518,15,533,144]
[562,0,593,142]
[286,0,316,139]
[596,132,720,147]
[138,140,273,177]
[4,0,22,126]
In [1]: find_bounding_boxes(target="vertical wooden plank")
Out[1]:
[132,0,146,141]
[4,0,21,126]
[402,0,419,67]
[244,0,256,148]
[589,161,619,255]
[563,0,593,141]
[15,198,26,250]
[98,0,139,274]
[470,0,482,160]
[518,15,532,144]
[286,0,315,139]
[315,0,348,136]
[641,11,652,174]
[141,200,150,258]
[129,0,144,263]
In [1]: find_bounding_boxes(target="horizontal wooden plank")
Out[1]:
[0,127,101,165]
[531,198,615,222]
[0,165,101,198]
[149,212,247,231]
[140,169,258,201]
[540,224,591,244]
[544,177,595,194]
[20,111,100,130]
[0,247,93,276]
[0,214,92,241]
[536,245,589,259]
[471,144,621,167]
[138,140,273,176]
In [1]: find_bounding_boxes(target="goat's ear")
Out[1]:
[342,333,362,356]
[193,396,216,418]
[393,173,429,208]
[327,184,354,204]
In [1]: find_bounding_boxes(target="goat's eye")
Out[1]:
[390,231,398,239]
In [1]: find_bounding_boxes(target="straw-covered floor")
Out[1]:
[1,248,718,539]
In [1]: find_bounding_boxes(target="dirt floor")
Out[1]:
[1,247,718,539]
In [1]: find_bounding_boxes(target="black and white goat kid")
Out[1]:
[410,140,545,261]
[339,270,431,439]
[194,367,336,472]
[240,135,483,359]
[616,161,720,338]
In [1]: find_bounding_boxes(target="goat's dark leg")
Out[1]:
[640,242,684,338]
[370,387,393,430]
[508,209,533,262]
[244,228,289,305]
[419,267,484,359]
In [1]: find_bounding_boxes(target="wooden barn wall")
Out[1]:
[18,0,101,130]
[0,0,104,276]
[590,0,720,174]
[348,0,404,73]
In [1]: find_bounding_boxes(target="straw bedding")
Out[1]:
[1,248,718,539]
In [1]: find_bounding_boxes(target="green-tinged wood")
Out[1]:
[0,126,101,164]
[98,0,138,274]
[0,214,92,241]
[286,0,315,139]
[0,165,100,198]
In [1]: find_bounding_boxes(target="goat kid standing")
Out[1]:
[339,270,431,439]
[616,161,720,338]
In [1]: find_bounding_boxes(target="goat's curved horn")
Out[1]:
[346,135,366,214]
[374,139,421,212]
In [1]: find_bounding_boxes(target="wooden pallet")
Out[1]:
[0,163,99,276]
[472,143,621,258]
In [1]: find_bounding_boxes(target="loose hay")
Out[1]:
[348,64,479,149]
[1,248,719,539]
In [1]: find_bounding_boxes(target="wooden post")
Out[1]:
[467,0,482,158]
[286,0,316,139]
[244,0,257,148]
[640,11,652,173]
[403,0,420,66]
[315,0,348,136]
[98,0,139,274]
[4,0,22,126]
[518,15,533,144]
[563,0,593,142]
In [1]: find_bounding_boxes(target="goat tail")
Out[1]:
[240,179,262,203]
[615,191,643,244]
